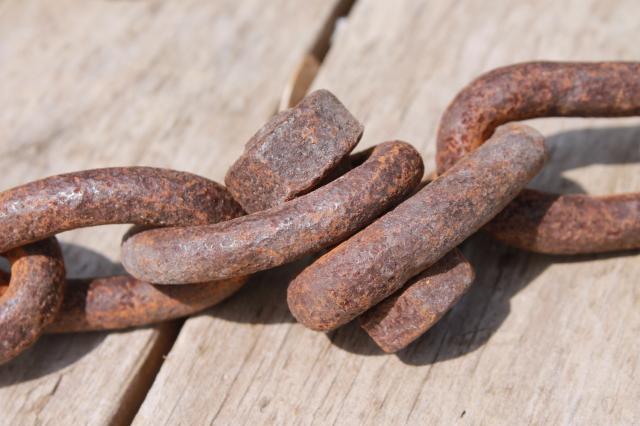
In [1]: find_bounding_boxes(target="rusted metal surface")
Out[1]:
[122,141,424,284]
[485,190,640,254]
[46,275,247,333]
[0,274,247,333]
[0,238,65,364]
[0,168,249,337]
[359,248,475,353]
[225,89,363,213]
[0,167,244,253]
[287,124,546,331]
[437,61,640,254]
[437,62,640,172]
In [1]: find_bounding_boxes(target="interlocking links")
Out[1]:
[0,168,248,335]
[359,249,474,353]
[437,61,640,254]
[288,124,546,331]
[121,141,424,284]
[226,90,363,213]
[231,96,476,351]
[46,275,247,333]
[0,167,243,252]
[0,238,65,364]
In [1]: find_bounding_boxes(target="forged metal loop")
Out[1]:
[437,61,640,254]
[0,168,247,333]
[0,238,65,364]
[46,275,247,333]
[226,89,363,213]
[0,167,244,253]
[359,248,475,353]
[0,275,247,333]
[122,141,424,284]
[288,124,546,331]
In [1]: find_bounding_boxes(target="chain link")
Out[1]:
[437,62,640,254]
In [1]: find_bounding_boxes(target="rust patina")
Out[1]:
[45,275,247,332]
[437,61,640,254]
[0,238,65,364]
[225,89,363,213]
[0,167,244,253]
[122,142,424,284]
[288,124,546,331]
[359,248,475,353]
[0,168,248,335]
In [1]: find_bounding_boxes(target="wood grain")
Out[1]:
[0,1,348,424]
[135,0,640,425]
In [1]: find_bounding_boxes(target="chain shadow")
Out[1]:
[530,124,640,193]
[0,243,122,386]
[328,124,640,362]
[398,236,639,366]
[202,255,316,325]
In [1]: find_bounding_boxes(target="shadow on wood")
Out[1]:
[531,124,640,193]
[202,256,318,325]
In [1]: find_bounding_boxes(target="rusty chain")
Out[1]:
[437,61,640,254]
[1,63,638,363]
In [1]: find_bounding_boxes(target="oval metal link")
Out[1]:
[437,61,640,254]
[0,167,244,253]
[122,141,424,284]
[0,238,65,364]
[46,275,247,333]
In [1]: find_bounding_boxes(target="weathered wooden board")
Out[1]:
[0,1,348,424]
[134,0,640,425]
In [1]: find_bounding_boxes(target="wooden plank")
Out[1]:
[134,0,640,424]
[0,1,348,424]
